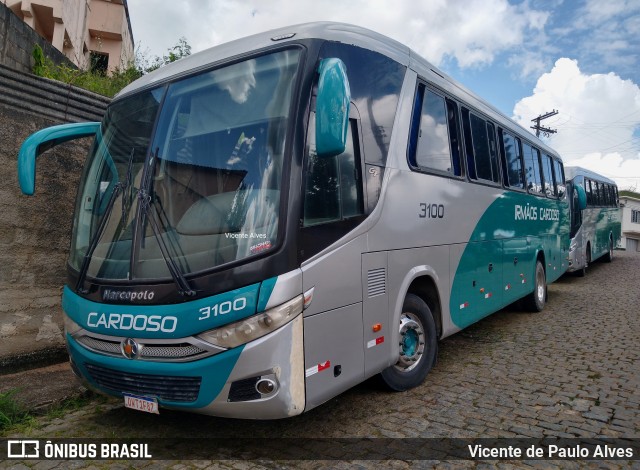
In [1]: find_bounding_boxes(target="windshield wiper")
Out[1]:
[75,148,135,294]
[137,189,196,297]
[75,182,123,294]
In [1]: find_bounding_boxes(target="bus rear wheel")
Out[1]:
[605,238,614,262]
[523,260,546,312]
[381,294,437,391]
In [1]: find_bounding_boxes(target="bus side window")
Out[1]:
[462,108,499,183]
[553,159,566,198]
[410,86,461,176]
[522,142,543,195]
[303,116,364,226]
[500,130,525,189]
[586,179,593,206]
[542,154,555,198]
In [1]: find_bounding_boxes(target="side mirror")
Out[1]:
[18,122,100,195]
[315,58,351,158]
[574,184,587,210]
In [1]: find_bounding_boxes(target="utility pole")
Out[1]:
[531,109,558,138]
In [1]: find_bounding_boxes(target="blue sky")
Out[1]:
[128,0,640,190]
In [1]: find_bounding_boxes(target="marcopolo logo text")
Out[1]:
[87,312,177,333]
[102,289,155,302]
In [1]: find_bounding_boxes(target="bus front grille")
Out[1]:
[76,335,209,361]
[84,364,201,403]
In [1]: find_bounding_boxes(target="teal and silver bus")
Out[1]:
[565,166,621,276]
[18,23,570,419]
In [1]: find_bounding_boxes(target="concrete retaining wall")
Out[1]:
[0,64,109,372]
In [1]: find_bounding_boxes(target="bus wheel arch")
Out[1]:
[605,234,614,262]
[577,241,590,277]
[406,276,442,339]
[523,251,546,312]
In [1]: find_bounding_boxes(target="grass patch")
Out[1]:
[0,389,36,433]
[45,393,96,420]
[32,44,141,98]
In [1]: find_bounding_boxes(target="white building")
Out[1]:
[619,191,640,252]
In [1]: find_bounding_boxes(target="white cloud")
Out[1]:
[513,58,640,191]
[128,0,548,70]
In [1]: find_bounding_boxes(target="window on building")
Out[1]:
[410,86,460,175]
[522,142,543,194]
[632,210,640,224]
[500,130,525,189]
[90,52,109,75]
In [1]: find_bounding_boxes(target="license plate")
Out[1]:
[123,394,159,414]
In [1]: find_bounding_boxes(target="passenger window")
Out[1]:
[586,179,593,206]
[553,159,566,198]
[522,143,543,194]
[303,116,364,226]
[462,109,499,183]
[410,86,460,176]
[501,131,525,189]
[541,154,556,197]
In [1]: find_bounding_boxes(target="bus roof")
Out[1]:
[117,21,560,158]
[565,166,617,185]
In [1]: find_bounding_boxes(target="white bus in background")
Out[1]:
[565,166,621,276]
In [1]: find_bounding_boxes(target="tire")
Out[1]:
[523,260,546,312]
[605,237,614,262]
[381,294,438,391]
[577,245,590,277]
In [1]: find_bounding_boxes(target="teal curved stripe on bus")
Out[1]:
[450,191,569,329]
[257,276,278,312]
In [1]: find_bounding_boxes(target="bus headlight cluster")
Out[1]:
[197,295,303,349]
[64,314,83,336]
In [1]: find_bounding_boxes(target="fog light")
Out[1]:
[256,378,277,395]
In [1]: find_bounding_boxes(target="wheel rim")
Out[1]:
[536,265,545,304]
[394,312,426,372]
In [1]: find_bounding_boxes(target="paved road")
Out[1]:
[2,250,639,468]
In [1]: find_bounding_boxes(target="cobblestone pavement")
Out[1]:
[2,251,639,469]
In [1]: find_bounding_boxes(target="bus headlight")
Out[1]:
[64,314,83,336]
[197,295,304,349]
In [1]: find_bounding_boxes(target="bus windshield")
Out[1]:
[70,49,301,281]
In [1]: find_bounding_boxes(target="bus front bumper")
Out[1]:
[67,314,305,419]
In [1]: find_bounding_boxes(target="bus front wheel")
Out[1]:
[381,294,437,391]
[523,260,546,312]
